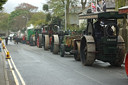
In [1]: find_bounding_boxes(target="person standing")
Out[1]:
[10,37,12,42]
[5,36,8,45]
[16,36,18,44]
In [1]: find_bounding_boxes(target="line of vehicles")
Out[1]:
[15,10,128,77]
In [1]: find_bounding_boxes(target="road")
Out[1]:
[6,41,128,85]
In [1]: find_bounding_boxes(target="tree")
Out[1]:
[9,3,38,31]
[28,12,46,26]
[43,4,49,11]
[8,10,29,31]
[0,12,9,31]
[47,0,65,17]
[0,0,7,10]
[45,13,51,24]
[81,0,87,10]
[47,0,79,29]
[115,0,126,9]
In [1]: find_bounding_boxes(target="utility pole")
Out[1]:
[65,0,67,31]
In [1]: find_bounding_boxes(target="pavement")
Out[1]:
[0,52,6,85]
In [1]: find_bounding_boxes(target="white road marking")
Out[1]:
[2,41,26,85]
[10,57,26,85]
[7,59,19,85]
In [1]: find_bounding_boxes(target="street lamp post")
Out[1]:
[65,0,67,31]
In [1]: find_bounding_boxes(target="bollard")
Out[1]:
[6,51,11,59]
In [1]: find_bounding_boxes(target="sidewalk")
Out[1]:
[0,52,6,85]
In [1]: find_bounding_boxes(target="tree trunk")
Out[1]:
[126,0,128,5]
[81,0,86,10]
[66,0,70,27]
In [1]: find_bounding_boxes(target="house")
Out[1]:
[68,6,82,26]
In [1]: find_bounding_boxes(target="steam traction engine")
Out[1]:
[79,11,126,67]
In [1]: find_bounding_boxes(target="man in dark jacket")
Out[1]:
[5,37,8,45]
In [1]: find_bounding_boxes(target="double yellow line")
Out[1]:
[1,41,26,85]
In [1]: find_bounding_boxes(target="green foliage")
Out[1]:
[48,0,64,17]
[8,3,38,31]
[43,4,49,11]
[79,20,87,31]
[116,0,126,10]
[46,13,51,23]
[0,12,9,30]
[9,10,29,23]
[28,12,46,26]
[0,0,7,10]
[47,0,79,30]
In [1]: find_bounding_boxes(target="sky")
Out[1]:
[3,0,47,13]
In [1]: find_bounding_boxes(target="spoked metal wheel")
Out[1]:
[80,35,95,66]
[44,35,49,50]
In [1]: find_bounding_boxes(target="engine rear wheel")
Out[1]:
[44,35,49,50]
[80,35,95,66]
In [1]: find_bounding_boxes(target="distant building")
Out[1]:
[106,0,115,11]
[69,6,82,26]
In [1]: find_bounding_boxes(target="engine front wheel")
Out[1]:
[80,35,95,66]
[60,44,65,57]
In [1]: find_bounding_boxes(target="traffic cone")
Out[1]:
[6,51,11,59]
[3,45,5,49]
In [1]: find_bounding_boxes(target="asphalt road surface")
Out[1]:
[6,41,128,85]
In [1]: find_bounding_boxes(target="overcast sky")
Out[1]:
[3,0,47,13]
